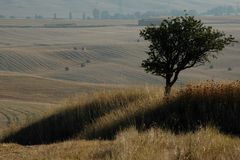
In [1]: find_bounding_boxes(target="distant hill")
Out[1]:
[0,0,238,18]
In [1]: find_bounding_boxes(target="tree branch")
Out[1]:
[170,70,180,86]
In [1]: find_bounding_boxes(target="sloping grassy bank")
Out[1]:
[81,81,240,140]
[1,127,240,160]
[1,89,156,145]
[1,81,240,145]
[109,127,240,160]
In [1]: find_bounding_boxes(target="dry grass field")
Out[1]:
[0,17,239,159]
[2,128,240,160]
[0,73,121,133]
[0,18,239,85]
[0,81,240,160]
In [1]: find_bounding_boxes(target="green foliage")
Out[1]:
[140,15,236,94]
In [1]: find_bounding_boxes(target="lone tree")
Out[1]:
[140,15,236,95]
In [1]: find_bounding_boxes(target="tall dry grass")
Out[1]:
[2,127,240,160]
[107,127,240,160]
[1,81,240,146]
[1,88,156,145]
[81,81,240,140]
[143,81,240,134]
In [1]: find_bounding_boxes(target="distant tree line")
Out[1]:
[0,15,16,19]
[90,9,198,20]
[90,5,240,19]
[1,5,240,20]
[34,14,43,19]
[203,5,240,16]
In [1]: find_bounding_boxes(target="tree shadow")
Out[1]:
[1,92,142,145]
[84,92,240,140]
[2,85,240,145]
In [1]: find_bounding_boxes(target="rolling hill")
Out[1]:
[0,21,239,85]
[0,15,239,159]
[0,17,239,145]
[0,73,120,131]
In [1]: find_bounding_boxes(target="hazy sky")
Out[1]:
[0,0,238,18]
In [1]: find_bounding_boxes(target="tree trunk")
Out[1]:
[165,74,172,96]
[165,85,172,96]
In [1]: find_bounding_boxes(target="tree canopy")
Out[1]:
[140,15,236,95]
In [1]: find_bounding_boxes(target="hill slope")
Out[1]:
[0,23,239,85]
[1,128,240,160]
[0,73,119,133]
[1,82,240,159]
[2,82,240,145]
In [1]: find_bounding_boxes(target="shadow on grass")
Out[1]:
[2,82,240,145]
[84,83,240,140]
[1,91,144,145]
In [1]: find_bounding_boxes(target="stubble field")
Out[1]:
[0,17,240,132]
[0,17,239,160]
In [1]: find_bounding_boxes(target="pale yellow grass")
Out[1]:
[1,127,240,160]
[80,87,164,139]
[110,127,240,160]
[0,140,112,160]
[0,100,53,134]
[0,73,117,103]
[0,73,121,135]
